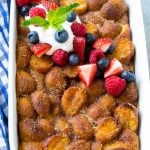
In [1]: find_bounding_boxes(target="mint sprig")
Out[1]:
[23,3,79,30]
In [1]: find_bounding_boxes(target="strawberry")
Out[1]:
[104,58,123,78]
[31,43,52,57]
[71,22,87,37]
[89,50,105,64]
[93,38,113,53]
[29,7,46,18]
[77,64,97,87]
[105,76,126,97]
[41,0,58,10]
[73,37,86,62]
[16,0,30,7]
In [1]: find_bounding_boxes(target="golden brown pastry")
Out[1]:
[45,67,67,95]
[61,86,87,116]
[87,0,108,11]
[95,117,121,143]
[68,140,91,150]
[30,55,53,74]
[100,20,122,39]
[70,115,94,140]
[43,134,70,150]
[31,90,51,117]
[114,103,138,131]
[16,70,36,96]
[16,40,32,70]
[17,96,36,119]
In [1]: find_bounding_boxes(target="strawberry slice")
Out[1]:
[73,37,86,63]
[77,64,97,87]
[31,43,52,57]
[41,0,58,10]
[93,38,113,53]
[104,58,123,78]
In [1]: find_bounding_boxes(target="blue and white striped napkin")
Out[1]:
[0,0,10,149]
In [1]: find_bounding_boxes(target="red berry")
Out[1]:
[71,22,87,37]
[105,76,126,97]
[30,0,41,4]
[78,64,97,87]
[93,38,113,53]
[73,37,86,62]
[52,49,68,66]
[104,58,123,78]
[31,43,52,57]
[89,50,105,64]
[41,0,58,10]
[29,7,46,18]
[16,0,30,7]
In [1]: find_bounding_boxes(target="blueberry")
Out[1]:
[85,45,92,62]
[20,6,30,16]
[55,30,69,43]
[67,12,76,22]
[95,70,104,79]
[28,31,39,44]
[69,53,80,65]
[97,58,110,71]
[85,33,96,46]
[121,71,135,82]
[105,44,115,54]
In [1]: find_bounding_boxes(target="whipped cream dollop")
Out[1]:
[25,4,80,55]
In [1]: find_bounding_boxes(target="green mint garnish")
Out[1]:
[23,3,79,30]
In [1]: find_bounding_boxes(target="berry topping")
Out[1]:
[73,37,86,62]
[89,50,105,64]
[20,6,30,16]
[93,38,114,53]
[16,0,30,7]
[97,58,110,71]
[69,53,80,66]
[28,31,39,44]
[41,0,58,10]
[105,76,126,97]
[105,44,115,54]
[31,43,52,57]
[29,7,46,18]
[95,70,104,79]
[55,30,69,43]
[77,64,97,87]
[67,12,77,22]
[104,58,123,78]
[71,22,87,37]
[52,49,68,66]
[121,71,135,82]
[85,33,96,46]
[30,0,41,4]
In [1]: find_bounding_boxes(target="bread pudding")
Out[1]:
[16,0,139,149]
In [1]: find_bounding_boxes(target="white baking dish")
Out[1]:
[8,0,150,149]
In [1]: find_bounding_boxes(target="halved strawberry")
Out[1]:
[31,43,52,57]
[77,64,97,87]
[93,38,113,53]
[104,58,123,78]
[41,0,58,10]
[73,37,86,63]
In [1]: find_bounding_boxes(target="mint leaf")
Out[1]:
[22,16,50,29]
[48,3,79,29]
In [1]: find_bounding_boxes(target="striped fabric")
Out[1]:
[0,0,10,149]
